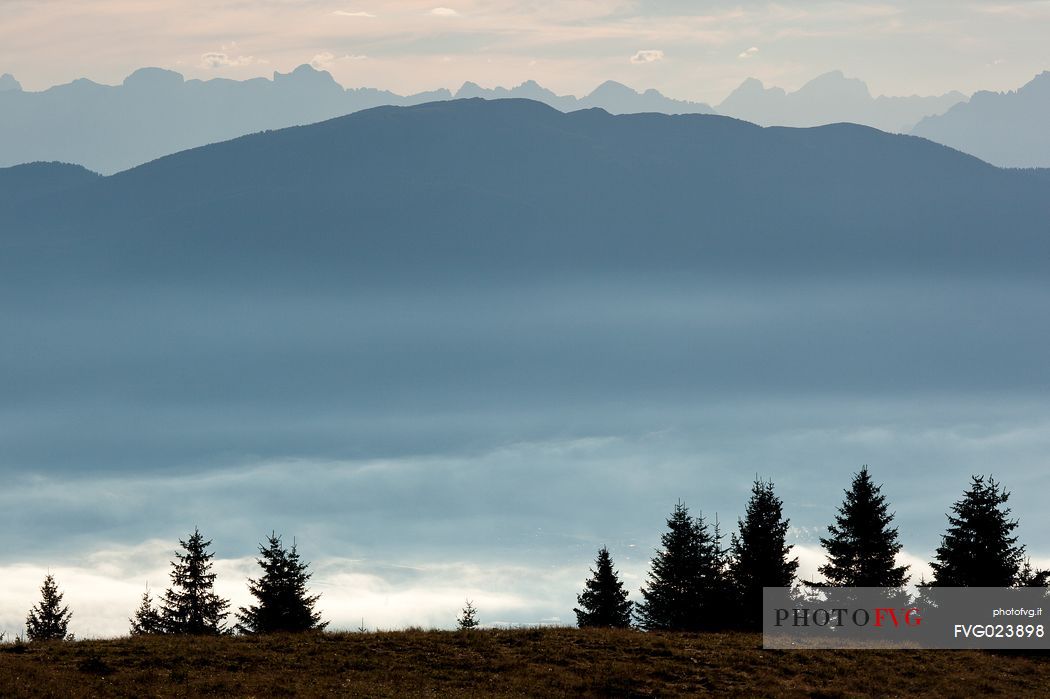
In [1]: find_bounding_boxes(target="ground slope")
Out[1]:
[1,628,1048,698]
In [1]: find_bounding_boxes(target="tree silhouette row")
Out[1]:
[574,469,1049,631]
[19,469,1049,641]
[24,529,325,641]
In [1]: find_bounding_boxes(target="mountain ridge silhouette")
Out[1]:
[4,97,1048,289]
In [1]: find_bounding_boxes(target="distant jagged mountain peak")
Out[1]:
[969,70,1050,104]
[735,77,767,92]
[734,77,776,93]
[453,79,561,101]
[796,70,872,101]
[0,73,21,92]
[719,77,785,110]
[586,80,635,98]
[581,80,715,114]
[410,87,454,101]
[59,77,106,93]
[512,79,559,100]
[123,67,184,89]
[1030,70,1050,86]
[274,64,341,89]
[454,81,486,98]
[1013,70,1050,97]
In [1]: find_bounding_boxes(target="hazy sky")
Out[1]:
[2,1,1049,101]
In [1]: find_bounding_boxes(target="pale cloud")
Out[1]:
[739,46,760,59]
[429,7,459,17]
[333,10,376,18]
[630,49,664,64]
[310,52,336,69]
[200,52,258,69]
[311,52,369,68]
[974,1,1050,19]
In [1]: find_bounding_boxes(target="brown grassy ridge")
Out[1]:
[1,627,1047,698]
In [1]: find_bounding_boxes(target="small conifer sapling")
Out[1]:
[129,586,163,635]
[26,574,72,642]
[457,600,479,630]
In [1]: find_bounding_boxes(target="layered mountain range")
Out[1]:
[9,65,1049,173]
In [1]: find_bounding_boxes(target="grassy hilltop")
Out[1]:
[1,628,1048,698]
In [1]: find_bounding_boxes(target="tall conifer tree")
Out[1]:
[25,574,72,641]
[574,546,633,628]
[236,532,327,634]
[160,527,230,635]
[729,479,798,628]
[636,501,730,630]
[930,475,1026,586]
[817,467,909,587]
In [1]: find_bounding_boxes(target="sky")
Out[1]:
[2,0,1050,639]
[2,1,1050,103]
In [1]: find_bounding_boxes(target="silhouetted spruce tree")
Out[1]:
[160,527,230,635]
[930,476,1026,586]
[457,600,479,630]
[129,587,164,635]
[574,546,633,628]
[236,532,327,634]
[816,467,909,587]
[729,479,799,629]
[25,574,72,641]
[635,501,730,631]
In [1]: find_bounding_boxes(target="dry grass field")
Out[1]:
[1,627,1048,698]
